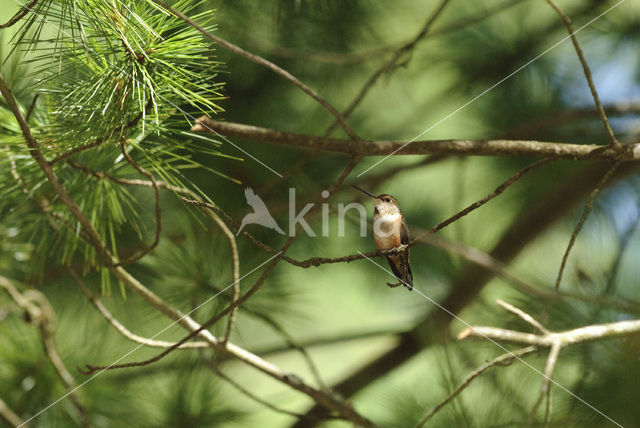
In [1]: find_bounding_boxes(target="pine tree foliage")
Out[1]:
[1,0,233,289]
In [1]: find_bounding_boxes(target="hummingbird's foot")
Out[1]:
[386,281,402,288]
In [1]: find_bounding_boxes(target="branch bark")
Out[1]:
[192,118,640,161]
[458,317,640,346]
[0,398,26,428]
[546,0,619,147]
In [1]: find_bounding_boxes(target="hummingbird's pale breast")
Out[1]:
[373,212,402,250]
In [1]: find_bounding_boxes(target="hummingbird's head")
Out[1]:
[373,194,400,215]
[351,185,401,215]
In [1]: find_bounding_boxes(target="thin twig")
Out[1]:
[252,312,327,390]
[325,0,452,135]
[299,162,638,425]
[149,0,358,140]
[286,158,552,267]
[25,93,39,121]
[0,0,38,29]
[192,118,640,161]
[528,342,562,427]
[0,276,89,427]
[415,346,537,427]
[0,397,26,428]
[497,299,549,334]
[208,211,239,347]
[458,301,640,346]
[48,98,152,165]
[68,267,209,349]
[555,161,619,290]
[203,356,309,420]
[545,0,619,147]
[114,137,162,266]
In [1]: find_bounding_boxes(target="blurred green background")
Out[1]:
[1,0,640,427]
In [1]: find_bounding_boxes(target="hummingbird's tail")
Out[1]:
[404,265,413,291]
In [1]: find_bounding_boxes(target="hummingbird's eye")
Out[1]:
[385,197,391,202]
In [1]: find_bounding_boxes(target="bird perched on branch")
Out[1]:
[352,185,413,290]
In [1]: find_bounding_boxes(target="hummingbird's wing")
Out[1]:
[401,217,410,245]
[400,218,413,290]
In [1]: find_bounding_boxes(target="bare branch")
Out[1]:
[496,299,549,334]
[0,397,26,428]
[48,98,152,165]
[149,0,358,140]
[546,0,619,147]
[415,346,537,427]
[458,300,640,425]
[251,312,327,390]
[68,268,209,350]
[458,301,640,346]
[114,137,162,266]
[25,93,39,121]
[203,356,309,421]
[0,0,38,29]
[207,210,240,347]
[284,158,551,268]
[192,118,640,161]
[555,161,619,290]
[0,276,89,427]
[528,342,561,426]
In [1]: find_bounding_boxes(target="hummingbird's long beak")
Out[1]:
[351,184,375,199]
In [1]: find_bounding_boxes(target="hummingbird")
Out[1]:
[352,185,413,291]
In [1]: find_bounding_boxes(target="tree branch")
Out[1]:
[546,0,619,147]
[529,342,561,426]
[457,302,640,346]
[554,161,619,290]
[92,156,362,376]
[0,0,38,29]
[208,210,240,347]
[496,299,549,334]
[203,356,310,421]
[48,98,152,165]
[0,398,26,428]
[114,137,162,266]
[0,276,89,427]
[191,118,640,161]
[68,267,209,350]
